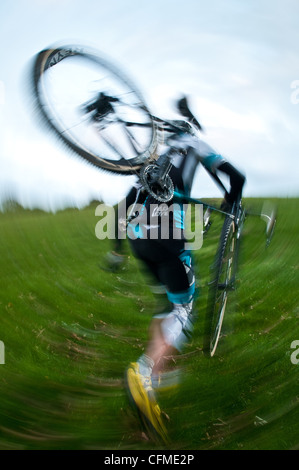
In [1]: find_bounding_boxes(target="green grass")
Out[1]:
[0,198,298,450]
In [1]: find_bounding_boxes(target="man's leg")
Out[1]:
[126,248,196,441]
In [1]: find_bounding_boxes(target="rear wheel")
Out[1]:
[32,45,156,174]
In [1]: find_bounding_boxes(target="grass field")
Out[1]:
[0,197,298,450]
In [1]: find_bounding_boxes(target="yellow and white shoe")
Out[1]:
[126,362,169,444]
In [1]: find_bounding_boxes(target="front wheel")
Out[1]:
[203,216,237,357]
[31,45,156,174]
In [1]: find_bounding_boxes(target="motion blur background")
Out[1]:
[1,1,299,451]
[0,0,298,210]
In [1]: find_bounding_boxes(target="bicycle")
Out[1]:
[31,43,276,358]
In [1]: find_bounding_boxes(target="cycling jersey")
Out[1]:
[125,132,228,242]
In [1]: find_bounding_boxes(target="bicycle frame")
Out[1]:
[173,191,234,218]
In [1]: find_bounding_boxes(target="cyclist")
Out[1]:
[108,97,246,442]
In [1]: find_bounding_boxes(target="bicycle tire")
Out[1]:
[31,45,156,174]
[204,215,237,357]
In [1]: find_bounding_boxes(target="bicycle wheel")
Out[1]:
[204,216,237,357]
[32,44,156,174]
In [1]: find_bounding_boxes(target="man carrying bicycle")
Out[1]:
[108,97,246,442]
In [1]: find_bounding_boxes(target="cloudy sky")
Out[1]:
[0,0,298,210]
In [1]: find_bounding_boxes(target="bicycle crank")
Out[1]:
[140,163,174,202]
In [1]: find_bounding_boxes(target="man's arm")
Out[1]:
[105,181,150,271]
[217,161,246,208]
[194,139,246,208]
[103,186,140,271]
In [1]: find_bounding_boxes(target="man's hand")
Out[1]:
[220,195,233,213]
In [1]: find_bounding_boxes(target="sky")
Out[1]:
[0,0,298,211]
